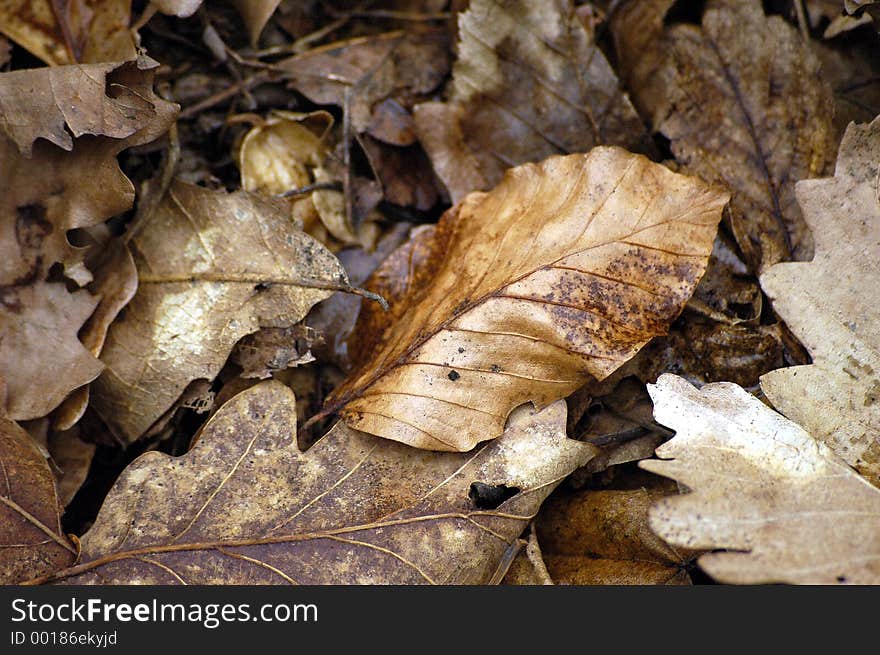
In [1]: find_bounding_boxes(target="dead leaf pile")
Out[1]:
[0,0,878,589]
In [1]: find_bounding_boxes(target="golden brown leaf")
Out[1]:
[91,180,348,443]
[644,374,880,584]
[535,480,693,585]
[37,382,596,584]
[0,415,76,583]
[413,0,652,202]
[327,149,727,451]
[611,0,835,272]
[760,117,880,486]
[0,0,135,65]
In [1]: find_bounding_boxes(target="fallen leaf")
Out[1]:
[91,180,349,443]
[760,117,880,486]
[413,0,652,202]
[0,58,177,420]
[0,415,76,583]
[24,419,95,508]
[231,0,282,45]
[35,382,595,584]
[611,0,835,271]
[326,149,727,451]
[53,240,139,430]
[0,282,103,420]
[0,0,135,65]
[501,531,553,585]
[151,0,202,18]
[231,324,316,379]
[643,373,880,584]
[814,40,880,143]
[535,479,693,585]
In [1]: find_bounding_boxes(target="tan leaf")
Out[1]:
[760,117,880,486]
[91,180,348,443]
[326,149,727,451]
[0,0,135,65]
[0,282,103,420]
[413,0,652,202]
[24,419,95,508]
[0,415,76,583]
[231,0,282,45]
[535,479,693,585]
[53,241,139,430]
[34,382,596,584]
[611,0,835,272]
[0,58,178,284]
[643,373,880,584]
[151,0,202,18]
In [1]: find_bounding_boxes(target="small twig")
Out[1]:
[178,70,274,120]
[794,0,810,41]
[278,181,343,198]
[332,9,451,21]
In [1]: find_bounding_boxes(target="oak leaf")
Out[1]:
[413,0,652,202]
[327,149,728,451]
[0,415,76,583]
[643,373,880,584]
[0,0,136,65]
[611,0,835,272]
[91,180,348,443]
[36,382,595,584]
[760,117,880,486]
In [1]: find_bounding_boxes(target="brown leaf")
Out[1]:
[760,117,880,486]
[0,282,103,420]
[36,382,595,584]
[0,0,135,65]
[0,59,177,421]
[231,325,316,379]
[151,0,202,18]
[535,480,693,585]
[611,0,835,272]
[91,180,348,443]
[53,240,139,430]
[644,374,880,584]
[24,419,95,508]
[0,415,76,583]
[327,149,727,451]
[413,0,652,202]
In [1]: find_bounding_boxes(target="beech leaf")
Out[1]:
[0,416,76,584]
[327,149,728,451]
[760,117,880,486]
[414,0,652,202]
[643,374,880,584]
[38,382,596,584]
[611,0,835,272]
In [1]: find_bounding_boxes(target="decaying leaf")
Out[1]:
[0,58,177,421]
[0,0,136,65]
[24,419,95,508]
[0,415,76,583]
[0,282,103,420]
[611,0,835,271]
[414,0,651,202]
[535,479,693,585]
[91,180,348,443]
[327,149,727,451]
[36,382,596,584]
[644,374,880,584]
[760,117,880,486]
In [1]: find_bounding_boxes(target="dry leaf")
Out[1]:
[611,0,835,272]
[35,382,595,584]
[24,419,96,508]
[643,373,880,584]
[327,149,727,451]
[0,282,103,420]
[413,0,651,203]
[535,480,692,585]
[231,0,282,45]
[151,0,203,18]
[760,117,880,486]
[0,58,177,421]
[0,415,76,583]
[91,180,348,443]
[0,0,136,65]
[231,325,316,379]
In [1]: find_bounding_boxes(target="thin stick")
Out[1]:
[794,0,810,41]
[178,70,273,120]
[278,181,343,198]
